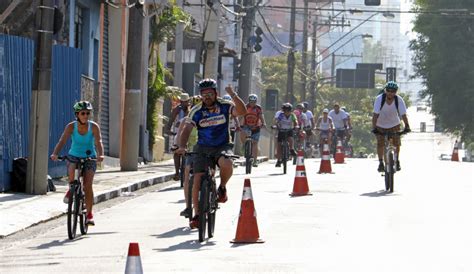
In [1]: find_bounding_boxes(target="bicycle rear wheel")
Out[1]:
[67,184,78,240]
[207,182,217,238]
[388,151,395,192]
[186,174,194,222]
[198,178,209,242]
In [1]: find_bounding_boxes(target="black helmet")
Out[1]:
[282,103,293,111]
[198,78,217,91]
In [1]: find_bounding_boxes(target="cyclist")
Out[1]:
[315,108,334,154]
[302,102,315,148]
[328,103,349,154]
[165,93,190,181]
[340,106,352,142]
[222,94,241,144]
[239,94,267,167]
[293,103,309,150]
[50,101,104,226]
[372,81,411,172]
[273,103,298,167]
[177,95,201,218]
[176,79,246,228]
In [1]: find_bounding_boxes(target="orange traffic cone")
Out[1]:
[125,243,143,274]
[334,140,345,164]
[290,150,312,196]
[451,141,459,161]
[318,143,333,174]
[230,179,264,244]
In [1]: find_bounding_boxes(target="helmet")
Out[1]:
[341,106,347,112]
[73,101,93,113]
[222,94,232,101]
[282,103,293,111]
[296,103,304,109]
[302,101,309,109]
[192,95,202,106]
[385,81,398,91]
[248,94,258,102]
[198,78,217,91]
[323,108,329,113]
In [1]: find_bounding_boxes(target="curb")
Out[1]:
[94,173,175,204]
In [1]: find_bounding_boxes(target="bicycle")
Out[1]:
[293,128,306,165]
[244,134,253,174]
[187,152,239,242]
[373,130,407,193]
[273,126,292,174]
[58,155,95,240]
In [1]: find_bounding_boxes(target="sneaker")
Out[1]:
[63,190,70,204]
[396,161,401,171]
[252,159,258,167]
[275,160,281,167]
[180,207,191,218]
[377,162,385,172]
[189,215,199,229]
[85,213,95,226]
[172,173,180,181]
[217,186,228,203]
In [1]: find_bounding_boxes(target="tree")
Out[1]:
[411,0,474,142]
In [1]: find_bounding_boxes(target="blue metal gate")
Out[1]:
[0,34,82,191]
[0,35,34,192]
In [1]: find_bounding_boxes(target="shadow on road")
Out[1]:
[158,186,182,192]
[152,227,191,238]
[169,199,185,204]
[29,238,83,250]
[360,190,393,197]
[153,239,216,252]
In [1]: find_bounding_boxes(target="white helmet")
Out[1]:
[222,94,232,101]
[248,94,258,102]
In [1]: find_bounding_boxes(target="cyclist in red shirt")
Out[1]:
[239,94,267,167]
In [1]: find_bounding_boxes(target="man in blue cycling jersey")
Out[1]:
[176,79,246,228]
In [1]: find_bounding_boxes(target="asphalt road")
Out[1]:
[0,132,472,273]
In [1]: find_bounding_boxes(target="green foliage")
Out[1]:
[411,0,474,141]
[150,5,192,44]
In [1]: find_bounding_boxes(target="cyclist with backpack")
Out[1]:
[372,81,411,172]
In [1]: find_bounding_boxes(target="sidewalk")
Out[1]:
[0,156,269,238]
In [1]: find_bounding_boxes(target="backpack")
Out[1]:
[379,91,399,115]
[11,157,28,192]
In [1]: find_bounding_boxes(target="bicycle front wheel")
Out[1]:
[245,140,252,174]
[207,182,217,238]
[282,143,288,174]
[198,178,209,242]
[67,185,78,240]
[388,151,395,192]
[79,191,88,235]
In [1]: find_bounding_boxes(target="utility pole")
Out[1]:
[331,53,336,86]
[174,0,184,89]
[300,0,309,102]
[238,0,255,101]
[26,0,55,195]
[309,17,318,113]
[121,5,144,171]
[203,0,221,79]
[286,0,296,104]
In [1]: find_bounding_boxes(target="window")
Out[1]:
[74,5,83,49]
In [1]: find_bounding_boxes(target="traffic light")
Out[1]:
[254,26,263,52]
[365,0,381,6]
[233,57,241,81]
[386,67,397,82]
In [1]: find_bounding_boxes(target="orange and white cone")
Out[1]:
[290,150,312,196]
[125,243,143,274]
[231,179,264,244]
[334,140,345,164]
[451,141,459,162]
[318,144,333,174]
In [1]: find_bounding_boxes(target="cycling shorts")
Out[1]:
[193,144,234,173]
[277,130,293,142]
[376,125,401,148]
[66,154,97,173]
[242,125,260,141]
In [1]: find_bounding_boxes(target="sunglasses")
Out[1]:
[386,89,397,93]
[201,92,215,98]
[79,111,91,116]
